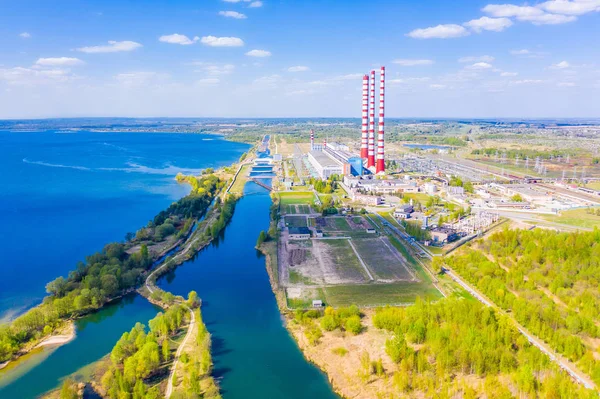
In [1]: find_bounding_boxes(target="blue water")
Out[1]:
[158,181,339,399]
[0,131,249,320]
[0,294,161,398]
[403,143,453,150]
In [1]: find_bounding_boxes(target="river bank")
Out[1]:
[0,135,251,397]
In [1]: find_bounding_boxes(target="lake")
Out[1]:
[0,131,249,320]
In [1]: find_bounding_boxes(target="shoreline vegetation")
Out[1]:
[257,135,600,398]
[0,144,253,398]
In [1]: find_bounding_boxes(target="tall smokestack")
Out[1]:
[376,66,385,174]
[367,69,376,168]
[310,129,314,150]
[323,137,327,149]
[360,75,369,160]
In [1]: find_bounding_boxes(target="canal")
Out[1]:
[158,180,339,399]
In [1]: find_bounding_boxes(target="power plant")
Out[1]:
[308,66,386,179]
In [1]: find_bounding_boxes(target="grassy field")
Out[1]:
[285,215,308,228]
[542,207,600,229]
[586,182,600,190]
[279,191,316,205]
[323,282,443,307]
[352,237,414,281]
[323,239,370,282]
[228,164,250,196]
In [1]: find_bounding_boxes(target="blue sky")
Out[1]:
[0,0,599,118]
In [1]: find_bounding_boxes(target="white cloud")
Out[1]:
[459,55,495,63]
[467,62,493,70]
[389,77,431,85]
[333,73,363,81]
[393,59,434,66]
[407,24,470,39]
[557,82,576,87]
[511,79,545,84]
[483,4,545,18]
[197,78,220,85]
[19,32,31,39]
[35,57,84,67]
[246,49,271,57]
[222,0,251,2]
[521,13,577,24]
[193,63,235,76]
[248,1,263,7]
[115,71,165,86]
[511,49,531,55]
[551,60,571,69]
[501,71,519,76]
[201,36,244,47]
[252,74,281,89]
[430,84,447,90]
[0,67,76,85]
[464,16,513,32]
[219,11,247,19]
[482,3,578,24]
[287,66,310,72]
[538,0,600,16]
[77,40,142,53]
[159,34,200,45]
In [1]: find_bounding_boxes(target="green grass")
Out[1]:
[289,269,315,285]
[285,216,307,228]
[402,193,432,203]
[542,207,600,229]
[585,182,600,191]
[323,282,443,307]
[321,239,369,281]
[228,164,250,196]
[279,191,316,205]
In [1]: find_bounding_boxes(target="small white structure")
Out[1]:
[312,300,323,308]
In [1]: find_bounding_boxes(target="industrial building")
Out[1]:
[307,149,344,179]
[288,227,311,240]
[306,65,387,179]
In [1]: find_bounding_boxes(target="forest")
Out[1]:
[0,175,224,364]
[373,297,598,398]
[442,228,600,386]
[100,304,187,399]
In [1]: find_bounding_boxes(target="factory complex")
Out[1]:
[307,66,386,179]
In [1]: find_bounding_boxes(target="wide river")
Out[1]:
[0,132,338,398]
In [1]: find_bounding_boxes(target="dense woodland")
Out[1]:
[442,228,600,386]
[0,175,224,364]
[373,298,597,398]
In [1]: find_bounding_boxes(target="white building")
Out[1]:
[308,150,344,179]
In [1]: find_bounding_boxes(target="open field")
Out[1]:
[284,215,308,228]
[351,237,415,281]
[278,191,316,205]
[541,207,600,229]
[323,282,443,307]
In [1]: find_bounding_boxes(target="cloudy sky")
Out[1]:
[1,0,599,118]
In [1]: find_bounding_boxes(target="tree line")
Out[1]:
[0,175,224,364]
[441,227,600,386]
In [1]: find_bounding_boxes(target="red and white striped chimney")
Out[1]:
[360,75,369,160]
[367,69,376,168]
[310,129,314,150]
[376,66,385,174]
[323,137,327,149]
